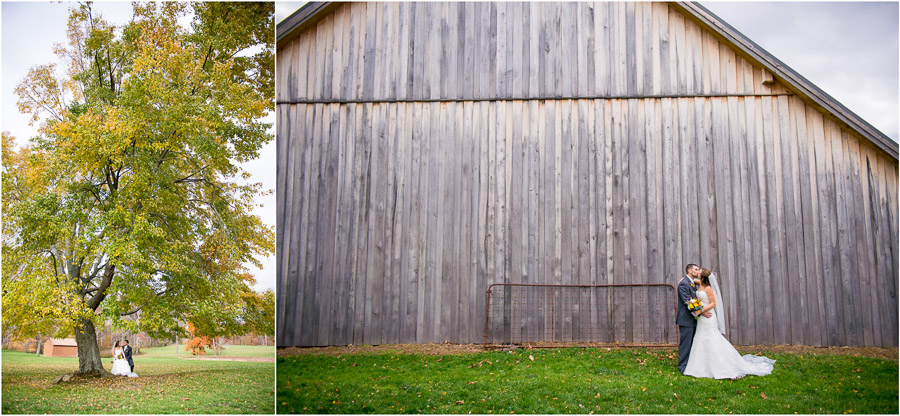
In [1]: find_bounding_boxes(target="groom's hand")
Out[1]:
[702,311,712,318]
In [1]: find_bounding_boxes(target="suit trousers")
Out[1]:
[678,325,694,374]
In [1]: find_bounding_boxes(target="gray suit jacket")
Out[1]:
[675,276,698,327]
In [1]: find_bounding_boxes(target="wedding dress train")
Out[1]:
[683,290,775,379]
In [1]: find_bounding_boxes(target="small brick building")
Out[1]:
[43,338,78,357]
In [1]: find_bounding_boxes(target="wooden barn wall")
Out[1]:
[276,2,792,103]
[276,2,899,347]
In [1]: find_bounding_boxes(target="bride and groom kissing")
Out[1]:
[111,340,138,377]
[676,264,775,379]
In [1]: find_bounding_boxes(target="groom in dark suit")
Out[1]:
[676,264,710,374]
[123,340,134,372]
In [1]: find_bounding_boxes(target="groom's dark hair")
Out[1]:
[124,339,129,344]
[685,263,699,274]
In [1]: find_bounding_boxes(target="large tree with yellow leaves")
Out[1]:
[2,2,273,376]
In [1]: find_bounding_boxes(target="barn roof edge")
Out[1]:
[676,1,898,160]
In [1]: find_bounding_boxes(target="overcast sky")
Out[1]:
[1,2,276,292]
[276,1,898,142]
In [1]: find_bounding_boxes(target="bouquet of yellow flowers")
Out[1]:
[686,298,703,319]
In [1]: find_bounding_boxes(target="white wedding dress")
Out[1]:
[684,289,775,379]
[110,348,138,377]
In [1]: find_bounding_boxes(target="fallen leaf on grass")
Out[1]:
[456,400,465,405]
[761,392,768,399]
[528,355,534,362]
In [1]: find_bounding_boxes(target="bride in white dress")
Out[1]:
[684,268,775,379]
[110,341,138,377]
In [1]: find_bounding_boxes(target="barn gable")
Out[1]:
[276,2,898,348]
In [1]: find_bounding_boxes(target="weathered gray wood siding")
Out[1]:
[276,2,899,347]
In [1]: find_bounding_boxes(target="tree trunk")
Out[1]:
[35,335,42,356]
[74,318,111,377]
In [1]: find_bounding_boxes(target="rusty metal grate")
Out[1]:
[484,283,677,347]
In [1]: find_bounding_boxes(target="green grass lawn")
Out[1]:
[277,347,898,414]
[2,345,274,414]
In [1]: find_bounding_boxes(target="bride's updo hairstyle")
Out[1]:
[114,341,120,348]
[699,268,713,287]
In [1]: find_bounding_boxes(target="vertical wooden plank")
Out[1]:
[793,97,824,346]
[649,3,662,96]
[728,96,753,345]
[368,103,389,344]
[393,103,410,343]
[527,100,541,339]
[632,2,644,95]
[330,5,345,101]
[276,104,294,345]
[495,2,508,98]
[710,98,737,338]
[670,8,687,95]
[351,104,371,344]
[772,96,809,344]
[594,1,609,96]
[613,2,627,96]
[456,2,467,101]
[873,152,897,345]
[845,134,873,346]
[300,104,324,345]
[411,2,425,100]
[311,18,326,101]
[440,3,455,100]
[540,100,554,337]
[582,3,595,97]
[386,3,400,100]
[560,3,576,97]
[646,98,664,339]
[396,3,410,100]
[558,99,573,340]
[407,102,424,343]
[438,102,454,341]
[328,104,349,345]
[320,15,334,100]
[474,101,489,343]
[315,104,335,346]
[656,3,671,95]
[631,99,648,342]
[511,2,523,98]
[856,142,881,346]
[372,2,386,100]
[383,103,400,344]
[415,102,430,343]
[748,97,774,344]
[463,2,476,100]
[509,99,525,336]
[761,95,788,344]
[425,103,442,342]
[361,4,377,101]
[523,2,536,98]
[833,127,861,346]
[808,108,840,346]
[576,100,591,337]
[881,155,899,345]
[685,17,703,93]
[458,101,473,342]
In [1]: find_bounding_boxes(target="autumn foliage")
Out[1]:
[2,2,274,374]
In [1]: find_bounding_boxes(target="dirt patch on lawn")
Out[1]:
[277,343,897,361]
[180,356,274,362]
